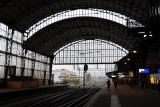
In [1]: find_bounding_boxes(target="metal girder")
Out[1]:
[31,52,36,79]
[54,63,116,65]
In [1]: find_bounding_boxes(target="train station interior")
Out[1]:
[0,0,160,107]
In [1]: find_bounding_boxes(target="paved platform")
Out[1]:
[88,83,160,107]
[0,84,67,93]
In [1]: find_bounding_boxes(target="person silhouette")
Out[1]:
[107,79,110,88]
[130,79,134,88]
[114,80,118,89]
[141,80,145,89]
[158,80,160,92]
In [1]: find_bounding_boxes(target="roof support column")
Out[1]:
[21,33,28,81]
[48,55,54,85]
[20,49,26,81]
[43,56,48,85]
[31,52,36,79]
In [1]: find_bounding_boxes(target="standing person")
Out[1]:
[114,80,118,89]
[130,79,134,88]
[141,80,145,89]
[107,79,110,88]
[158,80,160,93]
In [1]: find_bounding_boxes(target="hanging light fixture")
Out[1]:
[132,50,138,54]
[127,58,130,61]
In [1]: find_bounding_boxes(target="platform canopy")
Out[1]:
[0,0,150,56]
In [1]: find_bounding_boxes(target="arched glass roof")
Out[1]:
[25,8,144,39]
[53,39,129,65]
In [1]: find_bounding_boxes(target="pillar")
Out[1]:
[49,55,54,85]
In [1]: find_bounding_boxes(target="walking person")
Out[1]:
[158,80,160,93]
[107,79,110,89]
[114,80,118,89]
[130,79,134,88]
[141,80,145,89]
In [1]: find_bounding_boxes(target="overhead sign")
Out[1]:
[139,69,149,73]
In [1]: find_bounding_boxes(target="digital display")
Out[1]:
[139,69,149,73]
[158,69,160,73]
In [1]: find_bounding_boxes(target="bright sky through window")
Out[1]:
[25,8,144,39]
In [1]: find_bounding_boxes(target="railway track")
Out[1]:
[0,87,69,106]
[25,87,100,107]
[59,88,100,107]
[1,84,104,107]
[26,89,81,107]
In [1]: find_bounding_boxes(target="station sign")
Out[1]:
[139,69,149,73]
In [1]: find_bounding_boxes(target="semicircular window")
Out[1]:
[25,8,144,39]
[53,39,129,65]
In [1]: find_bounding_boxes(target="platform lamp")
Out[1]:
[132,50,138,54]
[127,58,130,61]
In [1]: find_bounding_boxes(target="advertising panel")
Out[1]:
[129,71,133,77]
[139,69,149,73]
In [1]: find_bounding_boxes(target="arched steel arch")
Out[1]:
[24,8,144,38]
[53,39,128,65]
[0,0,150,32]
[23,17,141,56]
[54,39,128,56]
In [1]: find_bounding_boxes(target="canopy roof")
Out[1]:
[0,0,150,56]
[0,0,150,32]
[24,17,142,56]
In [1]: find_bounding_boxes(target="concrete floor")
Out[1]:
[90,83,160,107]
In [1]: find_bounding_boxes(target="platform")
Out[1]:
[0,84,68,93]
[87,83,160,107]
